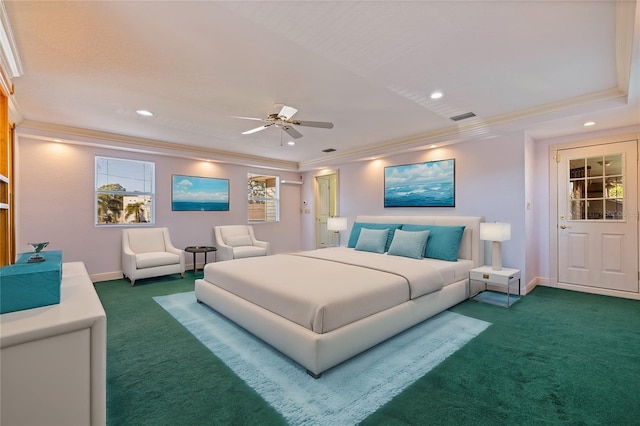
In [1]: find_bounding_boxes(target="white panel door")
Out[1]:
[557,140,638,293]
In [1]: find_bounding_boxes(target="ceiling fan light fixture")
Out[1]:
[278,105,298,120]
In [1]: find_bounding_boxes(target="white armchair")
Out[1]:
[214,225,270,261]
[122,227,185,286]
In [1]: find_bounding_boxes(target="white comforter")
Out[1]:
[202,248,451,334]
[292,248,448,298]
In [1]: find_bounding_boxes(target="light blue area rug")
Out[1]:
[154,291,490,425]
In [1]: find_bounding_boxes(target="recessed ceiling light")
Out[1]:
[430,91,443,100]
[136,109,154,117]
[430,144,437,148]
[287,141,295,146]
[584,121,595,127]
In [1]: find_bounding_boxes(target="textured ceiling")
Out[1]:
[4,0,640,170]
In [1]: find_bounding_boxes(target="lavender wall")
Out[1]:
[15,137,303,281]
[302,126,638,290]
[18,126,634,287]
[302,133,529,283]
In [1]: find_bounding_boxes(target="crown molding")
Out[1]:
[16,84,628,174]
[0,0,23,124]
[0,1,22,79]
[615,0,638,95]
[298,87,627,170]
[16,120,300,171]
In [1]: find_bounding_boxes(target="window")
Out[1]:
[95,156,155,225]
[248,173,279,223]
[568,153,624,221]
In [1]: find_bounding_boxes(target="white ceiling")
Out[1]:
[4,1,640,171]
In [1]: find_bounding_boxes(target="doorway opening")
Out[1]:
[315,173,339,249]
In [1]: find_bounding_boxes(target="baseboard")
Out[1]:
[523,276,550,295]
[534,277,640,301]
[555,282,640,301]
[92,267,198,283]
[91,271,125,283]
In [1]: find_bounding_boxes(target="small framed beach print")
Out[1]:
[171,175,230,211]
[384,159,455,207]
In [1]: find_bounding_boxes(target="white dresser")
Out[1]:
[0,262,106,426]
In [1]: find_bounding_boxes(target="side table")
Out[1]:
[469,266,521,308]
[184,246,217,274]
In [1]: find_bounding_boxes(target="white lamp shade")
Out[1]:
[327,217,348,231]
[480,222,511,242]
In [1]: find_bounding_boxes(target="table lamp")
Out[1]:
[327,217,348,247]
[480,222,511,270]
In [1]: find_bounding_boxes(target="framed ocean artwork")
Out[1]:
[171,175,230,211]
[384,159,455,207]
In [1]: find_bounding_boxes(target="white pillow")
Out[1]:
[225,235,253,247]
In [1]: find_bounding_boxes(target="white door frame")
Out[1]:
[549,133,639,299]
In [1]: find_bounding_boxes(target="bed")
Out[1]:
[195,215,484,378]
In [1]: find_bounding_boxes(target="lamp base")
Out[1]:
[491,241,502,271]
[329,231,341,248]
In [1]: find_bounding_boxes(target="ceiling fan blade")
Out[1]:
[230,115,266,122]
[242,123,273,135]
[282,125,303,139]
[278,105,298,120]
[292,120,334,129]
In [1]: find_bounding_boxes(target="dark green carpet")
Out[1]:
[94,272,286,426]
[95,273,640,425]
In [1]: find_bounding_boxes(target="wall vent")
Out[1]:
[450,112,476,122]
[322,148,336,153]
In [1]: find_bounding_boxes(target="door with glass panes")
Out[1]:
[557,140,638,293]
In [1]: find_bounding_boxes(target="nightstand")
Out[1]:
[469,266,521,308]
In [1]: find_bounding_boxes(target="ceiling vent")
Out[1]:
[322,148,336,153]
[450,112,476,122]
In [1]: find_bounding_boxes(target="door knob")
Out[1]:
[560,225,570,229]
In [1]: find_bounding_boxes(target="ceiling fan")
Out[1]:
[235,105,334,139]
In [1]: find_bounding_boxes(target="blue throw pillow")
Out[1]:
[401,224,466,262]
[387,229,430,259]
[354,228,389,254]
[347,222,403,252]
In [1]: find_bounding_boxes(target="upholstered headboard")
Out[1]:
[355,215,485,267]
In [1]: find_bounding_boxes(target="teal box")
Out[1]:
[0,250,63,314]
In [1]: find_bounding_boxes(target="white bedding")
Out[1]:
[202,247,470,334]
[292,247,472,298]
[196,215,484,377]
